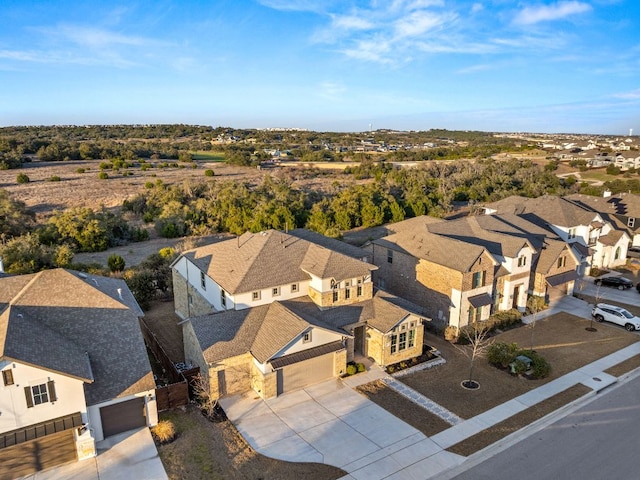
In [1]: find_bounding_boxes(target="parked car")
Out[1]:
[594,276,634,290]
[592,303,640,331]
[627,246,640,258]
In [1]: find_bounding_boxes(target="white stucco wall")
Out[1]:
[234,280,310,309]
[0,361,87,433]
[273,327,344,358]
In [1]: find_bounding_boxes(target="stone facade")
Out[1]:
[206,352,253,399]
[172,270,214,319]
[308,282,373,309]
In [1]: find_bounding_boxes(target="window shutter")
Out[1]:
[24,386,34,408]
[47,380,57,402]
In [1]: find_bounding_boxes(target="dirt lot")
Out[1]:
[157,406,345,480]
[401,312,639,420]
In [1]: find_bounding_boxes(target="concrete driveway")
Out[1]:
[576,273,639,306]
[220,379,464,480]
[20,427,167,480]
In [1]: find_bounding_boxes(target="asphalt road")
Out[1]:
[450,376,640,480]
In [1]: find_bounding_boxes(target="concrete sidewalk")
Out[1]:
[222,329,640,480]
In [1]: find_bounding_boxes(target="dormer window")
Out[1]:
[557,256,566,268]
[517,255,527,267]
[303,331,312,343]
[252,291,261,301]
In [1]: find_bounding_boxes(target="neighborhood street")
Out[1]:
[449,373,640,480]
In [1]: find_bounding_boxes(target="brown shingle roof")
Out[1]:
[484,195,600,227]
[182,230,375,294]
[373,227,492,272]
[0,269,153,405]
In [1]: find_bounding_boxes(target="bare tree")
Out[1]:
[191,372,218,418]
[455,321,493,389]
[526,295,546,351]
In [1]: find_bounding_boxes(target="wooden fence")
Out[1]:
[139,318,199,411]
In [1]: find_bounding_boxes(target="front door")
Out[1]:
[354,326,366,356]
[512,285,520,309]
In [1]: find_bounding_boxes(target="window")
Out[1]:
[557,256,566,268]
[517,256,526,267]
[628,217,635,228]
[568,228,576,240]
[252,291,261,301]
[332,291,339,302]
[25,381,56,408]
[468,306,482,324]
[2,369,14,386]
[615,247,621,260]
[272,287,280,297]
[200,271,206,290]
[220,290,226,308]
[291,283,298,293]
[390,324,416,354]
[345,288,351,299]
[357,279,363,297]
[188,294,193,305]
[303,331,312,343]
[387,249,393,264]
[472,271,485,289]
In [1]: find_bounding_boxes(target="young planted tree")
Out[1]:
[526,295,546,351]
[456,321,493,389]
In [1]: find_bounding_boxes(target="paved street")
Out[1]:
[448,373,640,480]
[576,273,639,306]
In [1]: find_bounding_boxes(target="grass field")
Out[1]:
[192,151,226,162]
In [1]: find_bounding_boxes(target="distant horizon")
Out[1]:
[2,1,639,135]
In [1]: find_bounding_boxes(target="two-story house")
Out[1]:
[566,192,640,248]
[0,269,157,479]
[173,229,428,401]
[367,218,499,331]
[483,195,630,273]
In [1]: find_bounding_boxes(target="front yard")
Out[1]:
[400,312,639,420]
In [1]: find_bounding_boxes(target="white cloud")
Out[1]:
[513,1,592,26]
[331,15,374,31]
[393,10,452,39]
[318,81,347,97]
[471,3,484,14]
[613,89,640,99]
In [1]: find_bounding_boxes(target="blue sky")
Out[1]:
[1,0,639,133]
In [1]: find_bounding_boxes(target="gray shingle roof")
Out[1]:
[182,230,376,294]
[0,269,154,405]
[288,229,371,260]
[484,195,600,227]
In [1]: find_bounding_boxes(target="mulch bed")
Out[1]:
[356,380,451,437]
[446,384,591,457]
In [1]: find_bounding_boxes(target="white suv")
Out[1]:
[592,304,640,332]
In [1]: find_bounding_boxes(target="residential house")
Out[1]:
[0,269,156,479]
[566,192,640,247]
[174,230,428,401]
[367,217,499,331]
[482,195,630,273]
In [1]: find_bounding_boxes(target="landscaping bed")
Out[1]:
[400,312,638,420]
[356,380,451,437]
[604,354,640,377]
[157,406,346,480]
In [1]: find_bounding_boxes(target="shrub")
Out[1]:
[356,362,365,373]
[204,169,215,177]
[131,227,149,242]
[48,175,61,182]
[16,173,30,184]
[76,168,86,173]
[346,364,357,376]
[152,420,175,444]
[107,254,126,272]
[444,325,458,342]
[523,350,552,379]
[487,342,520,369]
[144,181,155,189]
[487,309,522,331]
[98,172,108,180]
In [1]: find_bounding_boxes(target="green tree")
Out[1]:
[0,189,35,238]
[108,254,126,272]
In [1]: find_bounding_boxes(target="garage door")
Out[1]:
[0,429,76,480]
[277,353,335,395]
[100,397,147,438]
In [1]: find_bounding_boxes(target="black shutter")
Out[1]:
[47,380,57,402]
[24,386,34,408]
